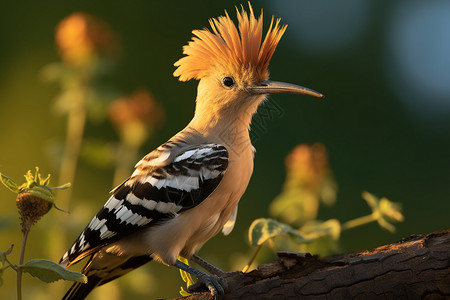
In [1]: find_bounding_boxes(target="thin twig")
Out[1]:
[341,214,377,231]
[242,244,263,273]
[49,66,89,298]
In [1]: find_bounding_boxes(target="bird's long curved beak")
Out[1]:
[249,80,323,98]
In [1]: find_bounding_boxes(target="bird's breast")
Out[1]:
[179,144,255,252]
[139,141,255,265]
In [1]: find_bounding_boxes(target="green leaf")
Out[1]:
[19,259,87,283]
[249,218,312,247]
[301,219,342,240]
[0,173,19,193]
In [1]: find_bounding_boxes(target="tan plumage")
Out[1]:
[61,3,323,299]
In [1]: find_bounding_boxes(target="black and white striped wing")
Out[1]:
[61,144,228,266]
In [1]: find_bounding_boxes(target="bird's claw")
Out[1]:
[187,273,228,296]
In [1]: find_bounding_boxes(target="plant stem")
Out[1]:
[50,72,88,297]
[50,85,87,258]
[341,213,377,231]
[57,87,87,208]
[242,244,263,273]
[17,228,30,300]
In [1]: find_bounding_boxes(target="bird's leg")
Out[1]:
[174,259,227,296]
[192,254,242,277]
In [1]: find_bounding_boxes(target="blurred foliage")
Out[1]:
[249,218,312,247]
[55,13,120,68]
[1,11,166,300]
[358,191,404,233]
[42,12,125,298]
[108,89,164,186]
[246,144,404,269]
[42,12,121,125]
[269,143,337,226]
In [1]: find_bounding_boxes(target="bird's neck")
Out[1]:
[188,97,260,153]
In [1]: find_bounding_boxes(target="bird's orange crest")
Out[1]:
[173,2,287,82]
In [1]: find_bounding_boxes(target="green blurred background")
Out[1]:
[1,0,449,299]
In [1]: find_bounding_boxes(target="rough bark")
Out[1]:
[174,230,450,300]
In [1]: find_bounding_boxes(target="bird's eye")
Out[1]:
[221,76,235,88]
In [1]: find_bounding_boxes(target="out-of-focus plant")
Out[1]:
[0,168,84,300]
[55,13,120,69]
[269,143,337,226]
[41,12,122,297]
[40,13,165,299]
[109,90,165,186]
[343,191,404,233]
[42,12,121,207]
[244,143,404,272]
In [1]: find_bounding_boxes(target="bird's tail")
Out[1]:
[62,255,100,300]
[62,253,153,300]
[62,274,101,300]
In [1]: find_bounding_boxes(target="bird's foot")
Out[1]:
[174,259,227,296]
[187,273,228,296]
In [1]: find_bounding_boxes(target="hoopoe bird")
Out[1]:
[60,3,323,299]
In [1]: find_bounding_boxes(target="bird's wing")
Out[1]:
[61,143,229,266]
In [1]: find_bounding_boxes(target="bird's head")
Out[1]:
[174,2,323,126]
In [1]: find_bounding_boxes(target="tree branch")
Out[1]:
[174,230,450,299]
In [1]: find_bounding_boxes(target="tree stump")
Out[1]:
[175,230,450,299]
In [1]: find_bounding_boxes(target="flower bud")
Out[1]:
[16,192,52,233]
[0,168,70,233]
